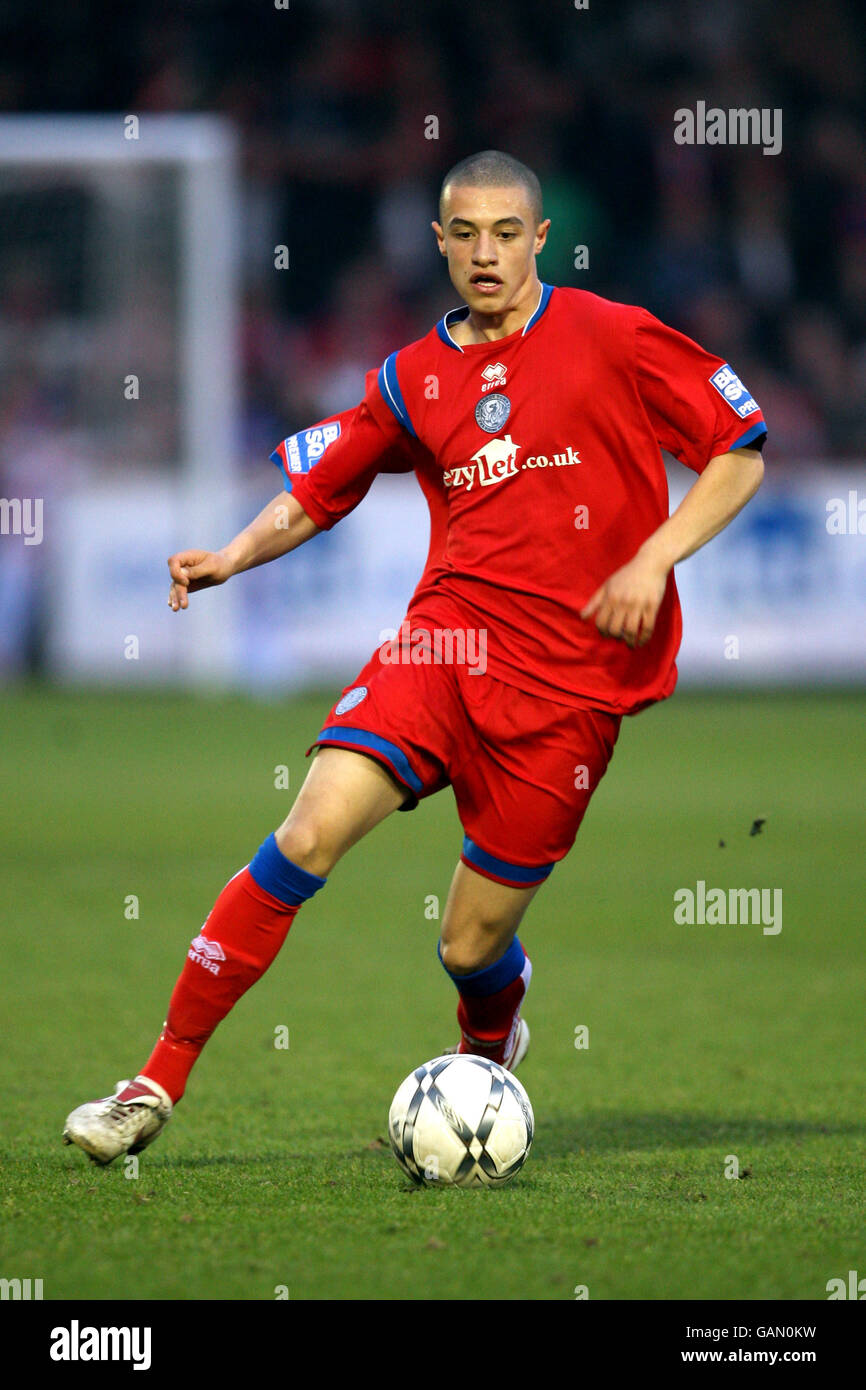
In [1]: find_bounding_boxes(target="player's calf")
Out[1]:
[438,859,538,1067]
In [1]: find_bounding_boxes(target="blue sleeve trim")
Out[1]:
[314,725,424,795]
[728,421,768,452]
[377,353,417,437]
[437,935,526,995]
[270,441,292,490]
[461,835,555,887]
[248,832,327,905]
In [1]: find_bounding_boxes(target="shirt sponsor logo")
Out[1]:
[284,421,342,473]
[474,392,511,432]
[445,435,520,492]
[443,437,580,493]
[480,362,507,393]
[709,365,760,419]
[524,446,581,469]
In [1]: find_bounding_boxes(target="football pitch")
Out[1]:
[1,684,863,1302]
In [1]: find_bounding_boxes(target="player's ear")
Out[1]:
[431,220,447,255]
[534,218,551,255]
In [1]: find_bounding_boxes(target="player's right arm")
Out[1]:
[169,369,421,611]
[168,490,318,611]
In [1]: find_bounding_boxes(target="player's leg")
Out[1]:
[441,672,623,1070]
[439,860,541,973]
[438,860,539,1068]
[274,745,407,875]
[63,622,463,1164]
[140,746,407,1094]
[62,748,406,1164]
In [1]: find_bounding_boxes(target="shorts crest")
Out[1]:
[335,685,368,715]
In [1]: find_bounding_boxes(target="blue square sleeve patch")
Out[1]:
[709,364,760,419]
[270,421,342,478]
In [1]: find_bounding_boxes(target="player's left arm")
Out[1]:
[581,446,764,648]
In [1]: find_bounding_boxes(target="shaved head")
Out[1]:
[439,150,543,226]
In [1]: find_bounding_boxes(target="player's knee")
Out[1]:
[274,815,336,878]
[438,938,472,974]
[438,935,504,976]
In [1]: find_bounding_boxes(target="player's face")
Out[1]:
[432,185,549,317]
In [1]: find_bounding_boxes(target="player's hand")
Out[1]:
[167,549,234,611]
[580,551,669,648]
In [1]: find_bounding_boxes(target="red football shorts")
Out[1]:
[309,613,621,888]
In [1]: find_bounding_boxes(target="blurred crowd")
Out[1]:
[1,0,865,485]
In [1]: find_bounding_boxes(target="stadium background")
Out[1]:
[1,0,864,1308]
[1,0,865,687]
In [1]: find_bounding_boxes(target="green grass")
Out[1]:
[1,685,864,1300]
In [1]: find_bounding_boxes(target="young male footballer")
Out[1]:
[64,151,766,1164]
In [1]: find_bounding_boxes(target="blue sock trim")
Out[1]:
[438,936,525,998]
[248,832,326,906]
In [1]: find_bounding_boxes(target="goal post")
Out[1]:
[0,114,241,685]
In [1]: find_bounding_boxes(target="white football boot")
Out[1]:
[62,1075,172,1166]
[444,1017,530,1072]
[504,1017,530,1072]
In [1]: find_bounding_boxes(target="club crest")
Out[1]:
[474,392,511,433]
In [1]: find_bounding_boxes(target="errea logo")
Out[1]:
[481,362,507,392]
[709,365,760,419]
[188,935,226,975]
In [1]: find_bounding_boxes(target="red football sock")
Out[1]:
[140,866,300,1103]
[457,974,528,1064]
[439,937,532,1066]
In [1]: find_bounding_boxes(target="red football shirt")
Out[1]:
[275,285,767,715]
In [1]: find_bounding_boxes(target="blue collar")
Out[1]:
[435,282,554,352]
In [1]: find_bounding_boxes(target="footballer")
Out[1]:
[63,151,766,1164]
